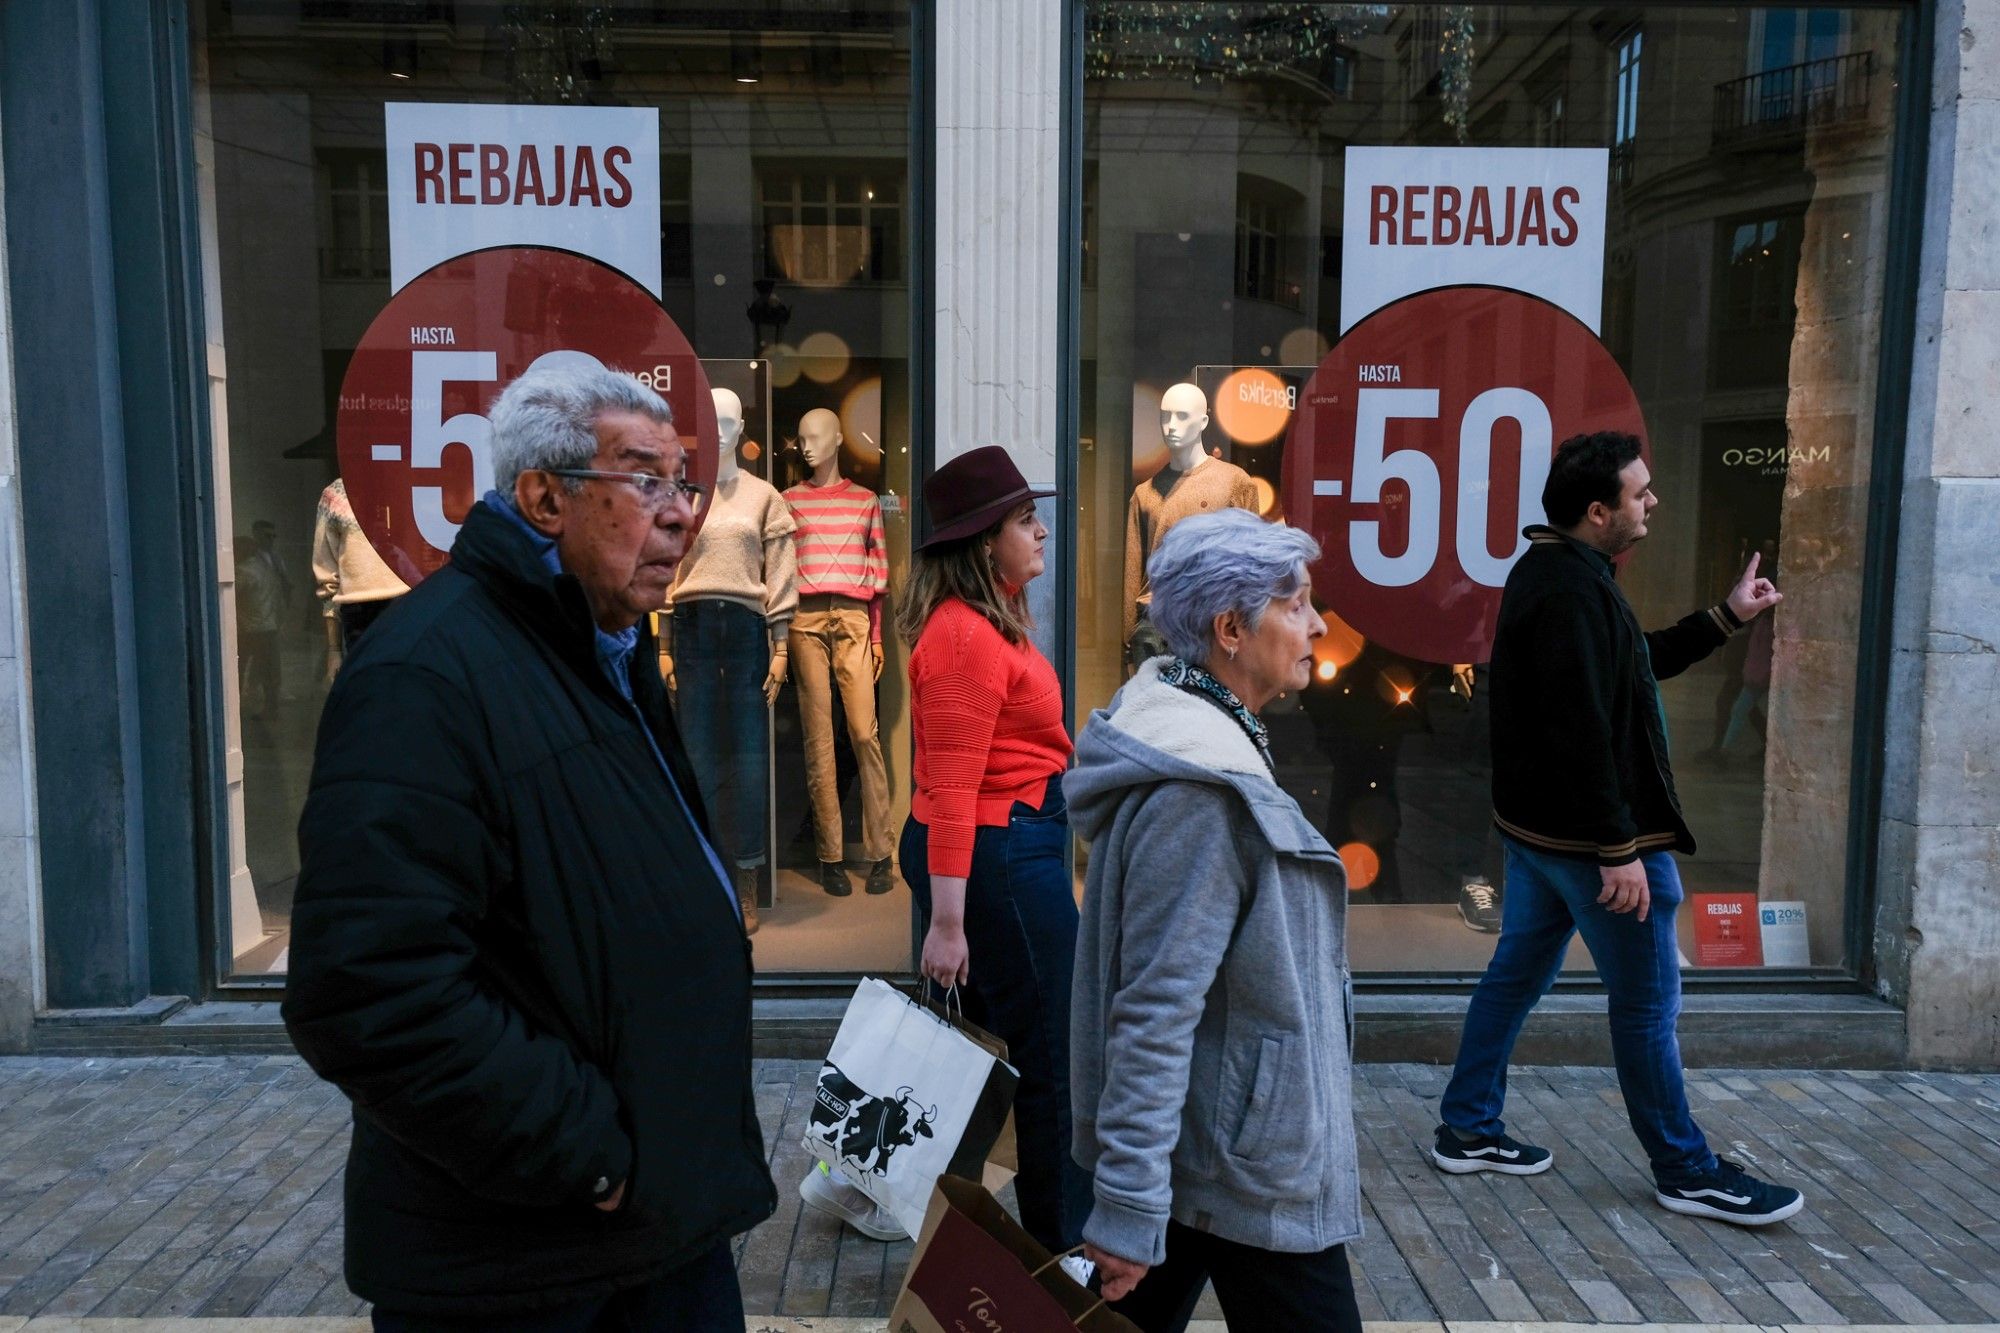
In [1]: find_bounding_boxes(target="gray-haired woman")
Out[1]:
[1065,507,1362,1333]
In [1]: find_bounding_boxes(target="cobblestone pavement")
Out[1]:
[4,1056,2000,1325]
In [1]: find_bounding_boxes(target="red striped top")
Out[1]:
[784,477,888,642]
[909,598,1073,878]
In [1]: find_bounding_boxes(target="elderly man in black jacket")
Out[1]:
[1429,431,1804,1230]
[283,364,775,1329]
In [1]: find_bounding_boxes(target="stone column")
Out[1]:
[1874,0,2000,1067]
[933,0,1065,648]
[0,98,44,1051]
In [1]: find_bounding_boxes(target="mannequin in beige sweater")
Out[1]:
[1122,382,1260,649]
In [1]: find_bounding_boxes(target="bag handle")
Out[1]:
[919,977,966,1026]
[1029,1245,1110,1328]
[1029,1243,1087,1279]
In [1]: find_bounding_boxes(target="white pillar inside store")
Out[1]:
[933,0,1065,648]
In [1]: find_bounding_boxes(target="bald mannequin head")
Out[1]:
[713,387,743,482]
[1160,383,1211,471]
[798,407,844,482]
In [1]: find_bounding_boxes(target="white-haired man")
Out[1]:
[284,365,775,1329]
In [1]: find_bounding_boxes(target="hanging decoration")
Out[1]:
[501,3,616,102]
[1085,3,1390,86]
[1439,6,1477,140]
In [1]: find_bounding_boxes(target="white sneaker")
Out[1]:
[798,1162,907,1241]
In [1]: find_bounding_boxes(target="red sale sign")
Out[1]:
[336,246,715,584]
[1692,893,1764,968]
[1281,286,1647,665]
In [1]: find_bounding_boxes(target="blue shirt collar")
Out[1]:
[484,490,641,698]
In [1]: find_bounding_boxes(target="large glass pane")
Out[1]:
[194,0,914,980]
[1079,2,1905,976]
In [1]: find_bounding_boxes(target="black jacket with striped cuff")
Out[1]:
[1489,526,1742,867]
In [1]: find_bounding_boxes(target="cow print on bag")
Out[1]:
[809,1061,938,1177]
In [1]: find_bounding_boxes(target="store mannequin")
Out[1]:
[1122,382,1260,656]
[783,407,894,898]
[662,387,798,933]
[313,477,409,684]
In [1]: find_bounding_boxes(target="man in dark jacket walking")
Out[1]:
[1429,431,1805,1228]
[283,364,776,1328]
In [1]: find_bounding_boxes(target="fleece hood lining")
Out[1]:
[1102,657,1269,777]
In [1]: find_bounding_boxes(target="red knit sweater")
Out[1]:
[909,598,1073,878]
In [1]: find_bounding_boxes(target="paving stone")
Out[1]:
[6,1056,2000,1324]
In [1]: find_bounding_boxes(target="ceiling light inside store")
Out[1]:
[384,35,419,80]
[731,32,762,84]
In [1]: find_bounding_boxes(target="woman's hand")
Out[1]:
[1084,1243,1149,1301]
[921,920,970,988]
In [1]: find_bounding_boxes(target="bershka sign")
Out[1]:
[1339,146,1609,333]
[385,103,661,295]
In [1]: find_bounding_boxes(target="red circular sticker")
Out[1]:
[336,247,715,585]
[1281,286,1647,665]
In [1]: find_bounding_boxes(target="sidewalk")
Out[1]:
[4,1056,2000,1326]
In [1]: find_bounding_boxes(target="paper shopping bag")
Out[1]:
[804,977,1019,1238]
[915,987,1019,1196]
[890,1176,1141,1333]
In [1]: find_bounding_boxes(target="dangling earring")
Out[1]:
[1226,645,1238,661]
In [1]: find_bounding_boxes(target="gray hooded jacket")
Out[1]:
[1065,658,1362,1266]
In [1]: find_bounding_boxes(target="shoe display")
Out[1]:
[865,857,895,895]
[1431,1122,1554,1175]
[1655,1158,1804,1226]
[733,866,759,935]
[798,1161,907,1241]
[1458,878,1502,933]
[818,861,852,897]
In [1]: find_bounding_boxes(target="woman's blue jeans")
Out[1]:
[900,784,1092,1251]
[671,600,769,869]
[1440,835,1719,1188]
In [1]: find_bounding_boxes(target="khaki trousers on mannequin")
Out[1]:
[788,596,892,865]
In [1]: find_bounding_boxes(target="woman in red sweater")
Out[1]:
[899,446,1086,1250]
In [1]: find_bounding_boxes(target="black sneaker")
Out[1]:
[818,861,852,897]
[1458,878,1502,933]
[1432,1123,1553,1175]
[865,857,895,895]
[1656,1157,1804,1226]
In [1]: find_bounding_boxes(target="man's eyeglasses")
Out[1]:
[545,469,707,513]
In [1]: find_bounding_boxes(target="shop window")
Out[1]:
[1234,176,1303,309]
[1533,88,1567,147]
[1612,27,1642,181]
[317,150,390,281]
[1713,213,1804,390]
[193,0,916,983]
[758,164,904,286]
[1080,2,1909,978]
[661,156,692,284]
[1081,163,1099,288]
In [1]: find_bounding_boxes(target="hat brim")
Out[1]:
[916,483,1059,549]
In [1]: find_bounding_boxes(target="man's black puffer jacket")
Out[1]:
[283,501,776,1315]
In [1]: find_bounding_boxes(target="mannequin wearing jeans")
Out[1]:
[783,409,892,896]
[663,388,797,932]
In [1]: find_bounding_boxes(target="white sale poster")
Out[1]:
[1339,146,1609,333]
[385,103,661,296]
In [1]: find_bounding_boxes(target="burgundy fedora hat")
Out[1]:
[918,445,1056,549]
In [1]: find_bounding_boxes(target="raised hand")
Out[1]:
[1725,551,1783,623]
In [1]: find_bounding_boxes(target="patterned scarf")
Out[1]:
[1159,657,1274,775]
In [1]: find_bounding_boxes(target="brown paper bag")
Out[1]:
[890,1175,1141,1333]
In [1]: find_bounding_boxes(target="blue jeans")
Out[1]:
[370,1241,740,1332]
[672,600,769,868]
[1440,835,1718,1187]
[900,783,1092,1252]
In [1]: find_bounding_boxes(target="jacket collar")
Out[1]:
[1088,658,1335,861]
[1525,524,1617,578]
[448,500,616,682]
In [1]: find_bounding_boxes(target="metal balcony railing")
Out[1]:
[1713,51,1873,146]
